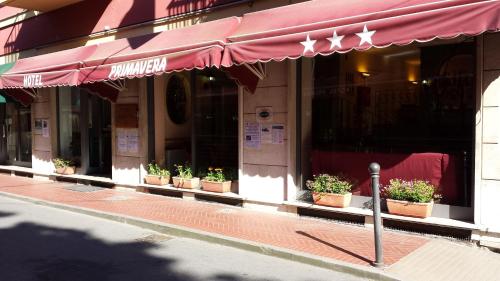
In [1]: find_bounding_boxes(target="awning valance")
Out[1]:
[79,17,241,84]
[0,62,34,105]
[221,0,500,66]
[0,45,97,89]
[0,17,240,90]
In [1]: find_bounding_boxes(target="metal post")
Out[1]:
[369,162,384,268]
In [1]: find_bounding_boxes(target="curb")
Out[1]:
[0,191,400,281]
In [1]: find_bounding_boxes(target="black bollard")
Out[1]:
[369,162,384,268]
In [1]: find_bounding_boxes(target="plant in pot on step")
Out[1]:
[172,164,200,189]
[144,162,170,186]
[307,174,353,208]
[53,158,76,175]
[384,179,441,218]
[201,167,231,193]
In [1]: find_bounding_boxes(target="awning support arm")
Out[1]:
[244,62,266,80]
[20,88,39,98]
[104,79,127,91]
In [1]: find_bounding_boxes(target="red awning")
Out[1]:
[79,17,241,84]
[0,45,97,88]
[1,89,34,106]
[221,0,500,66]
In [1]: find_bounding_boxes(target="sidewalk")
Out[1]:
[0,174,498,280]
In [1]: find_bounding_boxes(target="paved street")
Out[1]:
[0,196,367,281]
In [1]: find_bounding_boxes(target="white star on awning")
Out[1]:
[300,34,317,54]
[356,25,376,46]
[327,30,344,49]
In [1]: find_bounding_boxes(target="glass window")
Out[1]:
[194,69,239,180]
[301,39,475,207]
[57,87,81,165]
[166,75,189,125]
[164,70,239,182]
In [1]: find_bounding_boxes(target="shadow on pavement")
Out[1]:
[296,230,373,264]
[0,212,283,281]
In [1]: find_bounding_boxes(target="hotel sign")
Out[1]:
[108,57,167,80]
[23,74,43,87]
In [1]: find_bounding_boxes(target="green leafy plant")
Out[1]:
[175,165,193,179]
[53,158,73,169]
[306,174,352,195]
[203,167,227,182]
[384,179,440,203]
[147,162,170,177]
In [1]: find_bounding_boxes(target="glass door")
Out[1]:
[5,103,31,167]
[87,94,111,176]
[0,103,6,164]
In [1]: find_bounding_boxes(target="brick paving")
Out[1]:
[0,174,428,266]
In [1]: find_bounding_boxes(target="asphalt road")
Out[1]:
[0,195,369,281]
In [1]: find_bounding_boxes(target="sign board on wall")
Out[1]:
[256,106,273,122]
[116,128,139,155]
[34,118,49,138]
[115,104,139,128]
[271,124,284,144]
[244,122,261,149]
[246,122,285,147]
[42,120,50,138]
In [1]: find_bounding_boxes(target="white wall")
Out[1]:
[112,78,148,186]
[477,33,500,231]
[31,88,55,175]
[239,61,289,204]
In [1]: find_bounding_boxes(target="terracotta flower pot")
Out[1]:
[55,166,76,175]
[172,177,200,189]
[144,175,170,186]
[312,192,352,208]
[386,199,433,218]
[201,180,232,193]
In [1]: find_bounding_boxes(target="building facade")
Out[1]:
[0,0,499,247]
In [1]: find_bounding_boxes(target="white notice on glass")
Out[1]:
[271,124,285,144]
[244,122,261,149]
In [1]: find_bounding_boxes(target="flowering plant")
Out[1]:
[383,179,440,203]
[147,162,170,177]
[203,167,227,182]
[53,158,74,169]
[175,165,193,179]
[306,174,352,195]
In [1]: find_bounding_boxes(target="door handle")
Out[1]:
[2,125,5,138]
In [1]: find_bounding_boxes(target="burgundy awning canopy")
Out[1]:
[79,17,241,85]
[0,45,97,89]
[0,16,241,102]
[221,0,500,66]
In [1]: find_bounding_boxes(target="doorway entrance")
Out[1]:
[0,95,32,167]
[57,88,112,177]
[87,94,112,176]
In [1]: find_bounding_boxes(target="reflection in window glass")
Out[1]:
[301,40,474,207]
[194,69,238,180]
[58,87,81,165]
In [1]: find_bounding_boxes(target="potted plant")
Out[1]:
[201,167,231,193]
[53,158,76,175]
[172,165,200,189]
[307,174,352,208]
[384,179,440,218]
[144,162,170,186]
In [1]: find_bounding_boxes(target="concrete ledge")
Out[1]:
[285,201,483,231]
[138,183,246,201]
[51,173,115,187]
[0,191,400,281]
[0,165,48,177]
